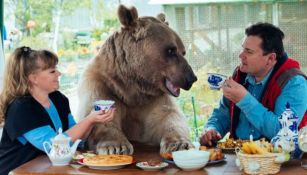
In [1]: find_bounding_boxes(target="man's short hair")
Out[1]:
[245,22,285,60]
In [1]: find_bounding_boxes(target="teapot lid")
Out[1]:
[53,128,70,142]
[282,102,297,119]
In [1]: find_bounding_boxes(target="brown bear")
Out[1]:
[77,5,197,155]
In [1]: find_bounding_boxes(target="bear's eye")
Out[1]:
[166,48,177,57]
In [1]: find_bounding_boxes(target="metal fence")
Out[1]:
[163,1,307,75]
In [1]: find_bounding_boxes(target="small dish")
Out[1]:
[70,162,84,169]
[72,154,84,161]
[162,156,226,165]
[136,162,168,171]
[220,148,236,153]
[162,158,174,164]
[207,156,227,165]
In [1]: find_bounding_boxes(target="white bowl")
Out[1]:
[172,150,210,171]
[136,162,168,171]
[173,163,206,171]
[172,149,209,160]
[174,159,207,165]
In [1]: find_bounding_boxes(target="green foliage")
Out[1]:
[91,28,105,41]
[89,0,119,41]
[62,32,77,50]
[189,118,206,141]
[177,62,224,139]
[19,36,51,50]
[58,49,78,62]
[88,0,119,31]
[6,0,90,37]
[178,62,223,116]
[104,19,119,29]
[60,0,90,14]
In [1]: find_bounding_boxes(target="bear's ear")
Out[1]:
[118,5,138,28]
[157,13,169,25]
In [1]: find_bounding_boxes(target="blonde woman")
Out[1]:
[0,46,115,174]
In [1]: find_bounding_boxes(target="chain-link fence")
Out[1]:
[160,1,307,133]
[164,1,307,75]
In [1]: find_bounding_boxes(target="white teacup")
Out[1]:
[207,73,227,90]
[93,100,115,111]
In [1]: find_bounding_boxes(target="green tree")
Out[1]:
[89,0,119,41]
[4,0,90,51]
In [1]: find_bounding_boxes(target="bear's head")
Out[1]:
[118,5,197,97]
[94,5,197,104]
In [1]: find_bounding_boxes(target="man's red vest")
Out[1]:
[230,58,307,138]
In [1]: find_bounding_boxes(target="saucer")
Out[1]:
[136,162,168,171]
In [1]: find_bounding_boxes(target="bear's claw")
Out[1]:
[160,137,194,153]
[96,141,134,155]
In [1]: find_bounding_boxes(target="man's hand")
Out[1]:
[222,78,247,103]
[199,128,221,146]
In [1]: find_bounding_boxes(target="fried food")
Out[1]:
[160,152,173,160]
[83,154,133,166]
[241,139,274,154]
[200,146,208,151]
[217,138,249,149]
[242,142,266,154]
[199,146,224,161]
[208,148,224,161]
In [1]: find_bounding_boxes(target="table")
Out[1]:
[10,144,307,175]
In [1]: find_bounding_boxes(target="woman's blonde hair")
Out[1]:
[0,46,58,124]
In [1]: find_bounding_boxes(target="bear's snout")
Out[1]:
[183,72,197,90]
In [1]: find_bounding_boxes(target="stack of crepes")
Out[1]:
[83,154,134,166]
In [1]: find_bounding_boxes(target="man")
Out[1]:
[200,22,307,146]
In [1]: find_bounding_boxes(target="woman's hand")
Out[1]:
[87,108,115,124]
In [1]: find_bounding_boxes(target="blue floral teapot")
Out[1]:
[271,103,300,159]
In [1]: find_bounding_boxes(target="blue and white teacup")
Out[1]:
[207,73,227,90]
[93,100,115,111]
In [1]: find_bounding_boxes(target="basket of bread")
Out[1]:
[235,138,289,175]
